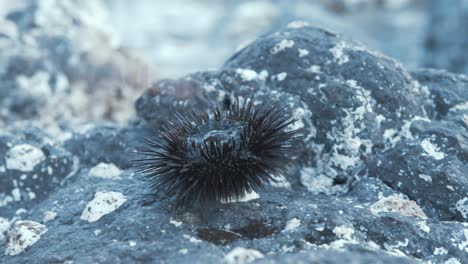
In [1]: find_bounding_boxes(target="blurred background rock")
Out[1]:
[0,0,466,128]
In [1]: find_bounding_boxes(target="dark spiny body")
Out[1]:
[134,98,301,204]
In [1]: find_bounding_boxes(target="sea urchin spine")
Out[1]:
[135,98,302,204]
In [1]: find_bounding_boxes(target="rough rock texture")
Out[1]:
[0,0,151,129]
[425,0,468,74]
[1,23,467,264]
[1,2,468,262]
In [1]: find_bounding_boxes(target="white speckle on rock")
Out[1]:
[421,138,445,160]
[235,68,259,81]
[270,39,294,55]
[384,239,409,256]
[419,174,432,183]
[300,167,333,194]
[179,248,188,255]
[333,225,355,240]
[129,241,136,247]
[11,188,21,201]
[170,219,182,227]
[0,217,10,241]
[224,247,264,264]
[444,258,461,264]
[28,191,36,200]
[222,191,259,203]
[5,144,46,172]
[450,101,468,112]
[183,234,202,244]
[89,163,122,179]
[15,208,27,215]
[370,195,427,219]
[283,218,301,232]
[434,247,448,255]
[330,41,349,65]
[276,72,287,82]
[16,71,52,98]
[270,174,291,189]
[455,197,468,219]
[0,166,5,173]
[94,229,102,236]
[287,21,309,29]
[80,191,127,223]
[457,229,467,252]
[308,65,322,74]
[43,211,57,223]
[298,49,309,57]
[4,220,47,256]
[416,221,430,233]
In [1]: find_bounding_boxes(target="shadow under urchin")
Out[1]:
[134,97,302,205]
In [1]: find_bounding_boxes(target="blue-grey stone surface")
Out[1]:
[1,1,468,264]
[425,0,468,74]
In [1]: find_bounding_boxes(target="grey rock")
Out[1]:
[411,68,468,119]
[0,128,77,219]
[1,16,468,264]
[138,25,432,193]
[425,0,468,74]
[0,0,148,128]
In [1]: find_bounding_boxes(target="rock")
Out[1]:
[368,119,468,222]
[1,9,467,264]
[138,24,433,194]
[4,220,47,256]
[411,69,468,119]
[254,248,420,264]
[0,0,150,129]
[0,128,78,219]
[425,0,468,74]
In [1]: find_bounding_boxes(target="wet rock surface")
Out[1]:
[1,2,468,264]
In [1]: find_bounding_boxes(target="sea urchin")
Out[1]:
[135,98,301,204]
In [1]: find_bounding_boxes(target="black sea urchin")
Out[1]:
[135,98,301,204]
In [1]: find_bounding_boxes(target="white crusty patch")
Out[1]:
[43,211,58,223]
[224,247,264,264]
[450,101,468,112]
[89,163,122,179]
[416,221,430,233]
[298,49,309,57]
[384,239,409,256]
[0,217,10,241]
[235,68,259,81]
[434,247,448,255]
[333,225,355,240]
[455,197,468,219]
[5,144,46,172]
[270,39,294,54]
[80,191,127,223]
[300,167,333,194]
[276,72,287,82]
[4,220,47,256]
[330,41,349,65]
[283,218,301,232]
[270,174,291,189]
[222,191,259,203]
[421,138,445,160]
[370,195,427,219]
[287,21,310,29]
[170,219,182,227]
[183,234,202,244]
[444,258,461,264]
[419,174,432,183]
[308,65,322,74]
